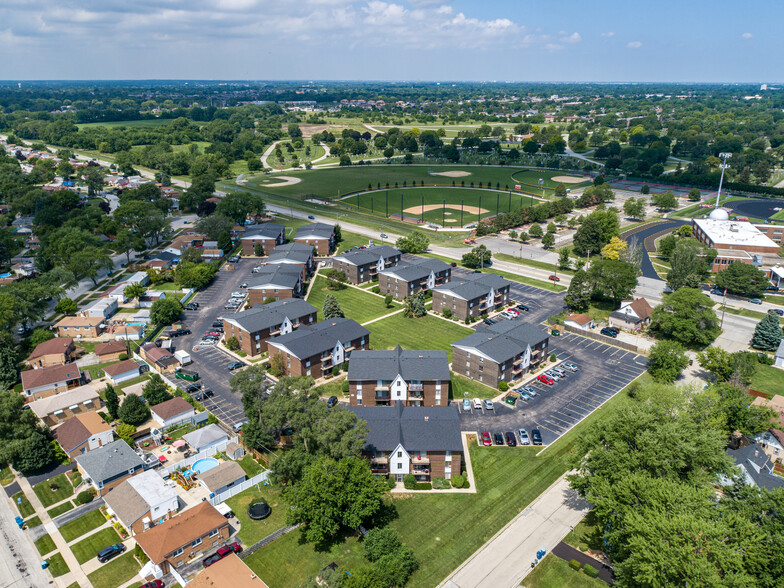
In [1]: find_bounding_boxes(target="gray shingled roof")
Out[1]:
[224,299,316,333]
[75,440,144,482]
[182,424,228,450]
[453,321,549,363]
[247,265,302,289]
[726,444,784,491]
[348,345,450,382]
[267,318,369,360]
[349,401,463,452]
[241,223,285,240]
[333,245,400,266]
[197,460,246,493]
[379,256,449,283]
[267,243,313,265]
[433,272,510,301]
[295,223,334,240]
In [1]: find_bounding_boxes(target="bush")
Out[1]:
[464,317,470,324]
[442,308,452,319]
[76,491,94,505]
[118,353,128,361]
[498,381,508,391]
[225,336,240,351]
[450,474,466,488]
[332,366,340,377]
[431,477,450,489]
[134,543,149,564]
[371,286,381,294]
[584,564,599,578]
[416,482,432,490]
[403,474,417,489]
[569,559,582,571]
[386,477,396,490]
[341,362,349,372]
[363,528,402,562]
[549,353,557,362]
[758,353,774,365]
[341,380,350,394]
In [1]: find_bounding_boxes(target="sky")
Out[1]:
[0,0,780,82]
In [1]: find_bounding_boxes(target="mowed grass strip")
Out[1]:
[48,501,75,519]
[12,491,35,518]
[523,553,607,588]
[306,276,397,323]
[33,473,75,507]
[44,552,70,578]
[59,508,107,543]
[451,373,500,400]
[71,526,121,564]
[34,533,57,556]
[87,552,140,588]
[365,313,473,361]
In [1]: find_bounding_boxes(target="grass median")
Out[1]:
[364,313,473,361]
[306,276,398,323]
[59,509,107,543]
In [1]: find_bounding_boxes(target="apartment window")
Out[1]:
[173,547,184,557]
[177,561,184,568]
[397,463,402,470]
[397,451,402,458]
[357,399,362,405]
[191,538,202,547]
[208,529,219,538]
[466,352,471,359]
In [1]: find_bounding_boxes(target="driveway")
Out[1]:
[53,497,104,527]
[621,220,687,281]
[24,461,74,487]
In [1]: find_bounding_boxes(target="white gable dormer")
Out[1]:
[521,344,532,371]
[332,341,345,365]
[486,287,495,306]
[426,270,435,289]
[377,256,385,272]
[391,374,407,401]
[280,316,293,335]
[389,444,410,475]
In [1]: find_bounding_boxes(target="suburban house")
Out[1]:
[134,502,230,574]
[139,291,166,308]
[294,223,336,255]
[726,443,784,491]
[150,397,197,428]
[29,385,102,427]
[188,553,269,588]
[80,297,118,319]
[266,318,370,379]
[349,401,463,482]
[103,469,180,536]
[197,460,246,496]
[53,412,114,459]
[246,265,304,305]
[95,340,127,362]
[265,242,315,279]
[332,245,402,284]
[432,273,512,320]
[452,321,550,386]
[140,343,179,373]
[564,313,594,331]
[241,223,286,256]
[54,315,105,338]
[21,364,82,400]
[378,256,452,298]
[75,439,146,496]
[347,345,450,407]
[183,424,228,453]
[754,429,784,465]
[140,251,178,272]
[103,359,143,385]
[27,337,76,368]
[222,299,318,357]
[166,233,206,257]
[609,298,654,331]
[200,240,224,259]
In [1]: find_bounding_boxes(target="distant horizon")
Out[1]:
[0,80,778,86]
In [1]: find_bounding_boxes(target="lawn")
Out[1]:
[87,552,140,588]
[334,230,376,252]
[34,533,56,556]
[306,276,398,323]
[583,300,617,324]
[26,515,42,528]
[0,466,14,486]
[45,552,71,578]
[522,554,606,588]
[365,313,473,362]
[244,378,642,588]
[451,372,499,400]
[12,491,35,518]
[224,485,290,546]
[59,509,107,543]
[749,363,784,396]
[563,510,603,552]
[236,454,264,477]
[70,526,121,564]
[33,473,75,508]
[315,377,346,398]
[494,252,576,275]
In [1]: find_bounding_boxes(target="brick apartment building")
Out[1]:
[264,242,315,280]
[246,265,304,305]
[332,245,402,284]
[241,223,285,256]
[432,273,511,320]
[378,256,451,298]
[222,299,318,357]
[347,345,450,407]
[294,223,336,255]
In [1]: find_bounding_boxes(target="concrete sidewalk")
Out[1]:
[438,474,590,588]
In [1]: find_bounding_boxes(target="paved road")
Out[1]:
[621,219,687,281]
[0,494,52,588]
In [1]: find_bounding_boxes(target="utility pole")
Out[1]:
[714,152,732,209]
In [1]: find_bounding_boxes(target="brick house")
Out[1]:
[222,299,317,357]
[452,321,549,387]
[294,223,336,255]
[75,440,146,496]
[54,316,104,338]
[103,469,179,536]
[332,245,402,284]
[140,343,179,374]
[94,340,128,362]
[21,364,83,400]
[609,298,654,332]
[53,412,114,459]
[27,337,76,368]
[266,318,370,379]
[134,502,230,574]
[246,265,304,306]
[432,273,511,320]
[241,223,285,256]
[28,385,102,427]
[349,401,463,482]
[348,345,450,407]
[264,242,315,280]
[378,256,451,298]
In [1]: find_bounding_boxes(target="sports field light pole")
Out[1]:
[714,152,732,209]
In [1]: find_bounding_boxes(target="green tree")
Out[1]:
[541,232,555,249]
[557,248,571,270]
[564,269,593,311]
[254,243,264,256]
[115,423,137,446]
[648,340,690,383]
[651,190,678,211]
[384,295,393,308]
[650,288,720,348]
[666,239,708,291]
[688,188,702,201]
[554,182,567,197]
[586,259,638,306]
[12,430,55,476]
[323,269,347,290]
[123,283,147,308]
[573,209,620,257]
[363,528,402,562]
[215,192,265,224]
[104,384,119,420]
[750,311,783,352]
[225,336,240,351]
[623,197,646,220]
[529,223,543,238]
[195,213,235,241]
[113,229,146,264]
[142,374,172,406]
[174,261,217,289]
[323,294,344,319]
[56,160,74,179]
[118,393,151,426]
[84,167,105,197]
[657,234,678,258]
[403,291,427,318]
[714,262,770,298]
[28,328,54,348]
[396,231,430,254]
[54,298,77,316]
[150,297,182,325]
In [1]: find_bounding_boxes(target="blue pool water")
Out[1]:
[190,458,219,474]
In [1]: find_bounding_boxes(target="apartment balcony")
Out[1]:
[269,327,281,336]
[513,357,523,366]
[370,464,389,475]
[408,383,424,392]
[412,456,430,466]
[375,385,390,392]
[321,357,333,369]
[375,393,391,401]
[370,455,388,464]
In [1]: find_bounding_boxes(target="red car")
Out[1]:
[139,582,164,588]
[203,542,242,567]
[480,431,492,446]
[548,275,560,282]
[537,374,555,385]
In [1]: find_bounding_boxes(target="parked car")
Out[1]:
[480,431,492,446]
[97,543,126,563]
[600,327,618,338]
[139,581,164,588]
[526,387,538,397]
[544,370,560,381]
[770,308,784,316]
[327,396,338,408]
[184,303,199,311]
[185,384,201,393]
[493,433,504,445]
[231,291,244,298]
[711,289,724,296]
[507,309,519,315]
[483,399,494,411]
[228,361,245,370]
[562,362,578,372]
[548,275,560,282]
[531,429,543,446]
[537,375,554,385]
[518,429,530,445]
[505,431,517,446]
[228,256,240,263]
[449,262,457,267]
[233,420,248,433]
[472,398,482,410]
[201,389,214,398]
[516,304,530,312]
[606,326,620,335]
[212,321,224,328]
[463,398,471,411]
[749,298,762,304]
[551,367,566,377]
[380,233,388,239]
[483,318,495,325]
[170,328,191,337]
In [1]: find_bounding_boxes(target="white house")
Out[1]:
[775,340,784,368]
[150,397,196,428]
[197,461,246,496]
[103,359,142,385]
[182,424,228,453]
[609,298,654,332]
[564,313,594,331]
[80,297,118,319]
[103,469,180,536]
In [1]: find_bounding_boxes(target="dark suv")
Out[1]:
[97,543,126,563]
[531,429,543,446]
[170,328,191,337]
[600,327,617,338]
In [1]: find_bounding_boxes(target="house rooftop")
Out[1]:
[198,461,245,493]
[95,340,127,356]
[295,223,334,240]
[28,385,101,418]
[693,218,778,249]
[246,265,302,290]
[150,397,195,422]
[103,469,178,528]
[103,359,141,377]
[266,243,314,265]
[566,313,593,326]
[267,318,369,360]
[726,443,784,491]
[223,299,316,334]
[75,440,144,482]
[183,424,228,449]
[21,364,81,391]
[28,337,73,361]
[53,412,111,453]
[333,245,400,266]
[187,553,268,588]
[241,223,285,240]
[379,256,450,283]
[348,345,450,382]
[433,272,510,301]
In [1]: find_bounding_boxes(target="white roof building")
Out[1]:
[692,218,779,253]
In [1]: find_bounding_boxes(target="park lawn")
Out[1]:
[366,313,473,361]
[494,252,576,275]
[47,501,75,519]
[45,552,71,578]
[451,372,499,400]
[12,491,35,518]
[522,554,606,588]
[34,533,57,556]
[334,231,376,252]
[224,485,290,546]
[87,552,140,588]
[564,510,603,552]
[59,508,107,543]
[236,454,264,477]
[71,526,121,564]
[306,276,398,323]
[749,363,784,396]
[33,473,75,507]
[0,466,13,486]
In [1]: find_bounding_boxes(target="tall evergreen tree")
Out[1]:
[750,311,783,352]
[323,294,344,320]
[104,384,119,420]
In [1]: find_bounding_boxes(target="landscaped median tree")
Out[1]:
[750,311,783,352]
[323,295,345,319]
[647,340,690,383]
[541,232,555,249]
[650,288,720,348]
[529,223,543,239]
[461,245,492,269]
[714,262,770,299]
[557,248,571,270]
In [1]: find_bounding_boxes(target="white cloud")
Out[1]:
[601,31,614,37]
[627,41,642,49]
[559,31,581,44]
[741,32,753,39]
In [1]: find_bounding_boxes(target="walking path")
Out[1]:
[438,474,590,588]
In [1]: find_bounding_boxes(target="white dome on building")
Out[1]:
[708,208,730,221]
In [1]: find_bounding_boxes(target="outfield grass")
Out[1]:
[523,554,606,588]
[306,276,398,323]
[59,509,107,543]
[70,527,121,564]
[12,491,35,518]
[366,313,473,361]
[87,552,140,588]
[510,169,592,193]
[225,485,290,546]
[34,533,56,556]
[45,552,70,578]
[451,372,499,400]
[749,363,784,396]
[33,473,75,508]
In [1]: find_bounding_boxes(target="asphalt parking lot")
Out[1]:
[456,332,648,445]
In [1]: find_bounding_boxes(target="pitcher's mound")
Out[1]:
[429,170,472,178]
[551,175,589,184]
[257,176,302,187]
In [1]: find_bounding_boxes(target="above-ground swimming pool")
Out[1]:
[190,458,219,475]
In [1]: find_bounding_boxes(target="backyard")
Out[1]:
[224,485,290,546]
[365,313,473,361]
[305,275,399,323]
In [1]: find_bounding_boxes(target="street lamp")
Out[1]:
[713,152,732,209]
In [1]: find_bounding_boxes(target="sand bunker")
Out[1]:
[403,204,489,215]
[429,170,472,178]
[257,176,303,187]
[551,175,589,184]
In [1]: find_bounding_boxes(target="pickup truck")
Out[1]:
[174,369,200,382]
